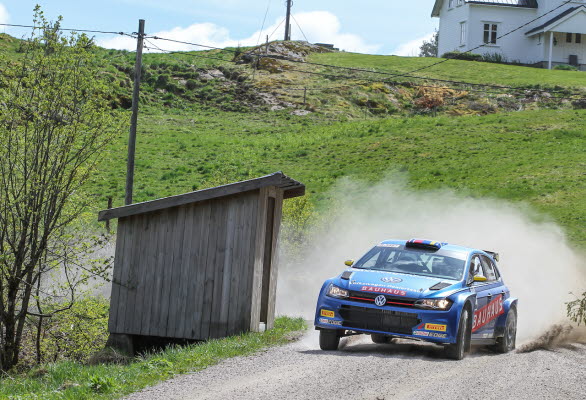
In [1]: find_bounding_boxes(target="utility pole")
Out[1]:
[284,0,292,41]
[125,19,145,205]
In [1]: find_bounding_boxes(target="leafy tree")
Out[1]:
[0,7,122,370]
[419,31,439,58]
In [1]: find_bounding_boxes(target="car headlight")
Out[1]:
[415,298,453,310]
[326,284,349,299]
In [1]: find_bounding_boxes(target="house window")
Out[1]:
[483,23,498,45]
[449,0,454,8]
[567,33,573,43]
[457,0,464,5]
[460,22,467,45]
[577,34,582,44]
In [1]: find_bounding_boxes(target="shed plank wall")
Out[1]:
[109,191,262,340]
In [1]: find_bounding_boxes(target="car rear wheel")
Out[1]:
[445,308,470,360]
[495,307,517,353]
[319,329,341,350]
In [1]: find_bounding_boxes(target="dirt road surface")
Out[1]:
[126,331,586,400]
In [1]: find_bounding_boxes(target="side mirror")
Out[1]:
[344,259,354,267]
[473,275,487,282]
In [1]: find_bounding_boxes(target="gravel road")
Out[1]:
[126,330,586,400]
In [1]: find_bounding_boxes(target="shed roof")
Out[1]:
[432,0,537,17]
[98,172,305,221]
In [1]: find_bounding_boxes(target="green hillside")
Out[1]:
[1,34,585,246]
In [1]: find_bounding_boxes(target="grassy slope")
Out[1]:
[311,52,586,89]
[90,107,586,247]
[0,317,305,399]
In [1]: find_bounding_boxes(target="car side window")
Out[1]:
[480,255,498,281]
[470,256,485,279]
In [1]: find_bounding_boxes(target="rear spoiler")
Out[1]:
[484,250,499,262]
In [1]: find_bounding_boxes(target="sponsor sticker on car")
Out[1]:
[472,295,504,332]
[425,323,447,332]
[320,309,335,318]
[319,318,342,326]
[361,286,407,297]
[414,331,447,338]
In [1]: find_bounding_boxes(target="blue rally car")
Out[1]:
[314,239,518,360]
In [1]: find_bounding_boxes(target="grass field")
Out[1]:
[311,52,586,89]
[0,317,305,400]
[88,107,586,247]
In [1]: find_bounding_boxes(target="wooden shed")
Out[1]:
[98,172,304,349]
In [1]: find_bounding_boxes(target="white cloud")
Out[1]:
[0,3,10,25]
[392,32,435,57]
[98,11,379,54]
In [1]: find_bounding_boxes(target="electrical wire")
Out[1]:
[0,22,135,37]
[255,0,273,47]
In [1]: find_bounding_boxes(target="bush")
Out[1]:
[442,51,482,61]
[554,64,579,71]
[186,79,198,90]
[19,296,110,367]
[567,291,586,325]
[482,52,507,64]
[155,74,170,88]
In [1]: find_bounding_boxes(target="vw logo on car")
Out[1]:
[374,295,387,307]
[381,277,402,283]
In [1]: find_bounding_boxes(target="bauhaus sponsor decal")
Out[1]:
[472,295,504,332]
[361,286,407,297]
[352,281,418,293]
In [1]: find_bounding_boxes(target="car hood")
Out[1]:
[344,269,460,299]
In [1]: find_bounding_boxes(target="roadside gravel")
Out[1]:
[125,331,586,400]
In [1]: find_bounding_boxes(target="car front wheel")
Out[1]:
[319,329,341,350]
[445,308,470,360]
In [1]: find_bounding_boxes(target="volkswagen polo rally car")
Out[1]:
[314,239,518,360]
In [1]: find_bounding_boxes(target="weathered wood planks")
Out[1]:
[106,176,303,342]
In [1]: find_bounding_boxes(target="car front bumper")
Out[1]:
[314,295,461,344]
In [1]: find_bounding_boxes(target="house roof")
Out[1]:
[98,172,305,221]
[432,0,538,17]
[526,6,585,35]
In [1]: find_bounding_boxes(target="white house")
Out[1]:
[432,0,586,70]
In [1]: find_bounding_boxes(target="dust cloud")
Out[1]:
[276,177,586,344]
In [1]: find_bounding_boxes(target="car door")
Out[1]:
[471,255,505,339]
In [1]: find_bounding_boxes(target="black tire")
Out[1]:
[371,334,389,344]
[495,308,517,353]
[445,308,470,360]
[319,329,341,350]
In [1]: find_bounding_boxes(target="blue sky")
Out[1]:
[0,1,439,55]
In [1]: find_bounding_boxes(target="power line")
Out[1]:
[255,0,272,47]
[407,0,575,74]
[0,22,135,37]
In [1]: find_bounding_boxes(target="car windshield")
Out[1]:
[352,245,466,281]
